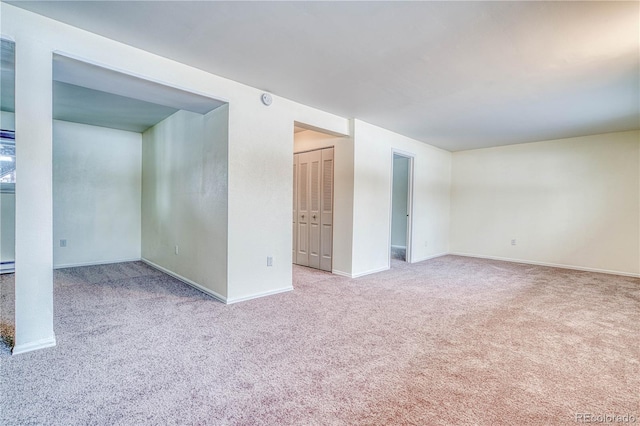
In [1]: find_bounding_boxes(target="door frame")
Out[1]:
[389,149,415,264]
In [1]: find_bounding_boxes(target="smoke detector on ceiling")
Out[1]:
[261,93,273,106]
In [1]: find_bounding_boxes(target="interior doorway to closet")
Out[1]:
[390,153,413,262]
[293,126,334,272]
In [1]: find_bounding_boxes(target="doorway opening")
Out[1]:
[293,125,335,272]
[390,152,413,263]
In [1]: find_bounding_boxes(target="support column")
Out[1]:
[12,37,55,355]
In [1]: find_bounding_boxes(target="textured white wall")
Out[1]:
[391,156,409,247]
[12,33,55,354]
[352,120,452,277]
[53,120,141,268]
[222,84,348,303]
[142,107,229,299]
[450,130,640,276]
[294,129,354,275]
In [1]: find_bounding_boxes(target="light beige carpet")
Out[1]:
[0,255,638,425]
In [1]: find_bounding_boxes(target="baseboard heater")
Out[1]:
[0,262,15,274]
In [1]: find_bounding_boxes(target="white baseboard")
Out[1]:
[226,286,294,304]
[140,258,227,304]
[450,252,640,278]
[333,254,447,277]
[351,265,390,279]
[12,335,57,355]
[411,252,448,263]
[331,269,352,278]
[332,265,393,279]
[54,258,141,269]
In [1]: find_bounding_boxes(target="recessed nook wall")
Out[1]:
[141,107,229,300]
[53,121,142,268]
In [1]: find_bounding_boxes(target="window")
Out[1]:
[0,130,15,191]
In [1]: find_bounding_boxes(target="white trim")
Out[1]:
[12,335,57,355]
[333,265,392,279]
[140,258,227,303]
[293,121,349,138]
[293,145,336,155]
[412,252,449,263]
[391,148,416,158]
[450,252,640,278]
[389,150,415,265]
[391,245,407,250]
[226,286,294,304]
[351,265,390,279]
[331,269,353,278]
[53,258,142,269]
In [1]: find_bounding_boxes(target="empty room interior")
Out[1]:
[0,2,638,425]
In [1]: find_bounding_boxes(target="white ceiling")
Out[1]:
[7,1,640,150]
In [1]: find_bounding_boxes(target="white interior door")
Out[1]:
[296,152,310,266]
[294,147,334,271]
[293,154,298,262]
[308,149,322,269]
[320,148,333,272]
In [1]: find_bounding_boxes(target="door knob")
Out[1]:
[312,214,317,219]
[301,214,305,218]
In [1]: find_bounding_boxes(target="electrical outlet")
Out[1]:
[60,239,67,248]
[424,241,428,247]
[267,256,273,267]
[175,245,179,255]
[511,239,516,246]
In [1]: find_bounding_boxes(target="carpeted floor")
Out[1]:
[0,256,638,425]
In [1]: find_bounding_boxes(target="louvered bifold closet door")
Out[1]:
[293,155,298,263]
[307,149,323,269]
[293,147,333,271]
[320,148,334,272]
[296,151,310,266]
